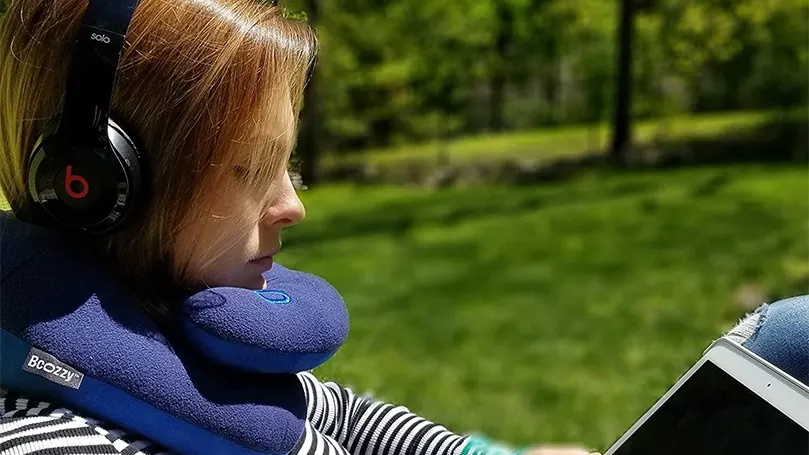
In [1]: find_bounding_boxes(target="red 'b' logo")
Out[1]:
[65,166,89,199]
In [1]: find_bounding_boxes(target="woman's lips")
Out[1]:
[248,255,275,269]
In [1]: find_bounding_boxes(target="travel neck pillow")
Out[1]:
[0,213,350,455]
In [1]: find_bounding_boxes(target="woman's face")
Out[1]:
[173,167,305,291]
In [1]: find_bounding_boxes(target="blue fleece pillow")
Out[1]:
[181,264,349,373]
[0,214,348,455]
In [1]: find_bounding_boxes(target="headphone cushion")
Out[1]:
[27,119,141,233]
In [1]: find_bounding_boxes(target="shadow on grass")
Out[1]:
[286,177,661,247]
[321,114,807,188]
[290,114,806,247]
[509,116,807,185]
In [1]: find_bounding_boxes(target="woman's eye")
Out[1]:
[289,170,307,191]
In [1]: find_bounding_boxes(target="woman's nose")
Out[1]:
[263,172,306,228]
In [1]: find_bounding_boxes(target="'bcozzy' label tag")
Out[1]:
[22,347,84,390]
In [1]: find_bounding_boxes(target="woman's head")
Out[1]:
[0,0,316,314]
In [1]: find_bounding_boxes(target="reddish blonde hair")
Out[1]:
[0,0,317,317]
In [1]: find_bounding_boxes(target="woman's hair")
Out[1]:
[0,0,317,318]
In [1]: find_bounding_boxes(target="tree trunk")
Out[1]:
[489,1,512,132]
[299,0,320,186]
[610,0,635,162]
[490,73,506,132]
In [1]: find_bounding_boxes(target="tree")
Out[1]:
[489,1,512,132]
[298,0,321,185]
[610,0,635,162]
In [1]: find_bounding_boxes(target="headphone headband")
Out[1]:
[57,0,141,143]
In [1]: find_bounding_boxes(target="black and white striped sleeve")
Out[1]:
[297,372,470,455]
[0,389,172,455]
[287,418,352,455]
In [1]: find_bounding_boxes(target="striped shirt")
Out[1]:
[0,372,475,455]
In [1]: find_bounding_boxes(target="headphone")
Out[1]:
[26,0,144,234]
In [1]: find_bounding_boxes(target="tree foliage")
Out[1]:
[282,0,808,153]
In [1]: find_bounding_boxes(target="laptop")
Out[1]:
[603,337,809,455]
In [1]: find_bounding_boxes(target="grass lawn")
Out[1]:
[2,162,806,451]
[325,110,805,169]
[276,164,808,451]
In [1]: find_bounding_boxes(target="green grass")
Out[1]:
[326,110,803,168]
[276,164,809,451]
[4,149,805,450]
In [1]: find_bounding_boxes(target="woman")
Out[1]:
[0,0,602,453]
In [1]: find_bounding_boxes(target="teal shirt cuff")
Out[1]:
[459,434,527,455]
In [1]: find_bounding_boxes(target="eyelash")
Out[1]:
[232,164,307,190]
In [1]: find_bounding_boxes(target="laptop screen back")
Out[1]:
[610,360,809,455]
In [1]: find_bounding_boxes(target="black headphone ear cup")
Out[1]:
[40,118,59,140]
[27,119,143,234]
[108,118,143,212]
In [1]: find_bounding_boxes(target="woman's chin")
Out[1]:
[195,270,267,291]
[244,276,267,290]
